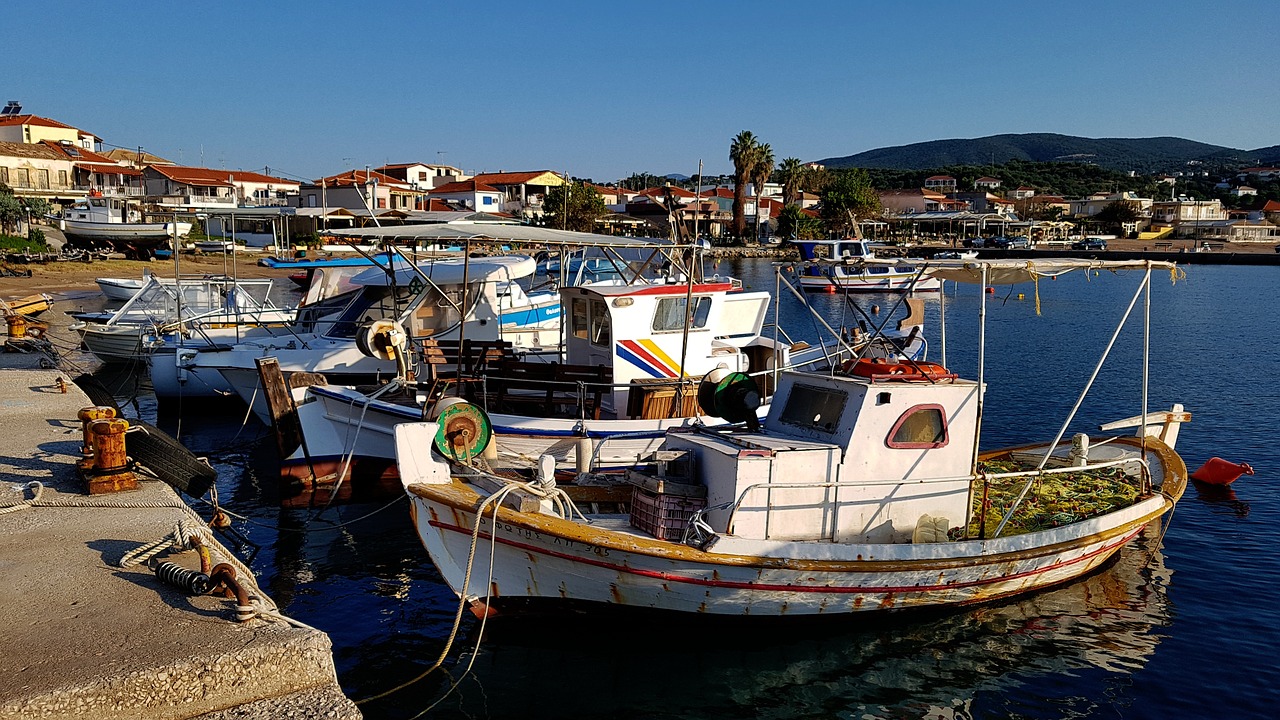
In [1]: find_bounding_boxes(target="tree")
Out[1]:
[22,197,51,220]
[621,172,663,191]
[729,130,761,239]
[1094,199,1141,232]
[751,143,774,242]
[776,204,824,243]
[543,181,607,233]
[820,169,880,237]
[0,186,23,235]
[778,157,806,207]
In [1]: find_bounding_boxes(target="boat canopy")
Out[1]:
[349,255,536,287]
[327,224,686,250]
[831,257,1180,286]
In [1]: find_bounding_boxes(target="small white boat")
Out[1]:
[796,239,942,293]
[96,277,147,302]
[394,258,1191,617]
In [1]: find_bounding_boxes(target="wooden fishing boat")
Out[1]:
[394,258,1190,617]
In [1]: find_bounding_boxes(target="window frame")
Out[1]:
[885,403,949,449]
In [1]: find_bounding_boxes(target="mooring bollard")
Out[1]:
[81,417,139,494]
[77,405,118,470]
[5,314,26,338]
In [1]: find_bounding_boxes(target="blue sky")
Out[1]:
[6,1,1276,183]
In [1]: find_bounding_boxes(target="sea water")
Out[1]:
[93,261,1277,719]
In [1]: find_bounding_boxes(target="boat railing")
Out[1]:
[716,455,1151,543]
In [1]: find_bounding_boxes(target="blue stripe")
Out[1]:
[616,344,665,378]
[500,303,560,327]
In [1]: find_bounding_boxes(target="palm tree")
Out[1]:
[778,157,806,208]
[729,131,759,239]
[751,144,774,243]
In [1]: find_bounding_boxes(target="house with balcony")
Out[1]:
[297,169,416,212]
[39,141,143,198]
[878,188,954,216]
[923,175,956,193]
[1068,191,1153,218]
[973,176,1002,190]
[0,109,99,151]
[0,140,82,204]
[1150,198,1228,237]
[427,179,503,212]
[471,170,566,220]
[143,166,298,208]
[375,163,468,191]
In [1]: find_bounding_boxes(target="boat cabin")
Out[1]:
[324,256,537,343]
[664,367,980,544]
[560,280,775,418]
[64,197,142,224]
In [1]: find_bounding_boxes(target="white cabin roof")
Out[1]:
[350,255,535,287]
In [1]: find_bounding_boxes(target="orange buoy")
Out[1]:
[1190,457,1254,485]
[985,287,995,294]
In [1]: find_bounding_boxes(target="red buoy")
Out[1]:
[1191,457,1254,485]
[985,287,995,294]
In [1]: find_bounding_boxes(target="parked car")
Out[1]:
[1006,236,1030,249]
[967,236,1001,248]
[1072,237,1107,251]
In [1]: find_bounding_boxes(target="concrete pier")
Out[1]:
[0,352,360,719]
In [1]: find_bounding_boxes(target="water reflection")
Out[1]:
[375,529,1172,720]
[1190,480,1251,519]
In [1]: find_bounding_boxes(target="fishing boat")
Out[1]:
[796,239,942,293]
[393,258,1190,617]
[60,196,191,259]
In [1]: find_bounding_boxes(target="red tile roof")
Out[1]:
[0,114,78,130]
[472,171,563,186]
[1262,200,1280,212]
[0,141,65,161]
[638,186,697,199]
[79,162,142,176]
[317,169,406,188]
[152,165,297,187]
[431,179,500,194]
[925,175,955,181]
[37,140,116,163]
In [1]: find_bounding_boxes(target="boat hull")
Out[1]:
[402,436,1185,616]
[96,278,145,302]
[798,273,942,293]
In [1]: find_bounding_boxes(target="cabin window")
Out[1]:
[886,404,948,449]
[589,299,611,347]
[90,198,106,207]
[571,298,588,339]
[652,296,711,332]
[778,384,846,434]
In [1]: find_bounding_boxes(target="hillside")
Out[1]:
[817,133,1264,173]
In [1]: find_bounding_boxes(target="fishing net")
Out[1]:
[965,459,1142,538]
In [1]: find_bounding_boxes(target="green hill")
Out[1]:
[817,133,1264,173]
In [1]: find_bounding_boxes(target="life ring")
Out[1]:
[845,358,953,381]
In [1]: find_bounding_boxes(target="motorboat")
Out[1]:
[184,253,562,419]
[60,196,191,259]
[796,239,941,293]
[393,258,1191,617]
[71,275,293,366]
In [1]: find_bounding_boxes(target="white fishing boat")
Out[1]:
[61,196,191,259]
[796,239,942,293]
[393,258,1190,617]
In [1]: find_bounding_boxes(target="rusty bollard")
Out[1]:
[77,405,118,471]
[5,314,26,338]
[81,417,139,494]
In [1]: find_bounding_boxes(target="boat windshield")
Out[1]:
[323,285,418,339]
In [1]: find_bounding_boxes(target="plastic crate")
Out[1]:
[629,486,706,541]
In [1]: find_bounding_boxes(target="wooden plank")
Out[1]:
[255,357,300,456]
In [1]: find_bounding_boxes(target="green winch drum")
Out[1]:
[432,399,493,461]
[697,371,761,425]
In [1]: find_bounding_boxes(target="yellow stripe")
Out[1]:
[640,339,682,377]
